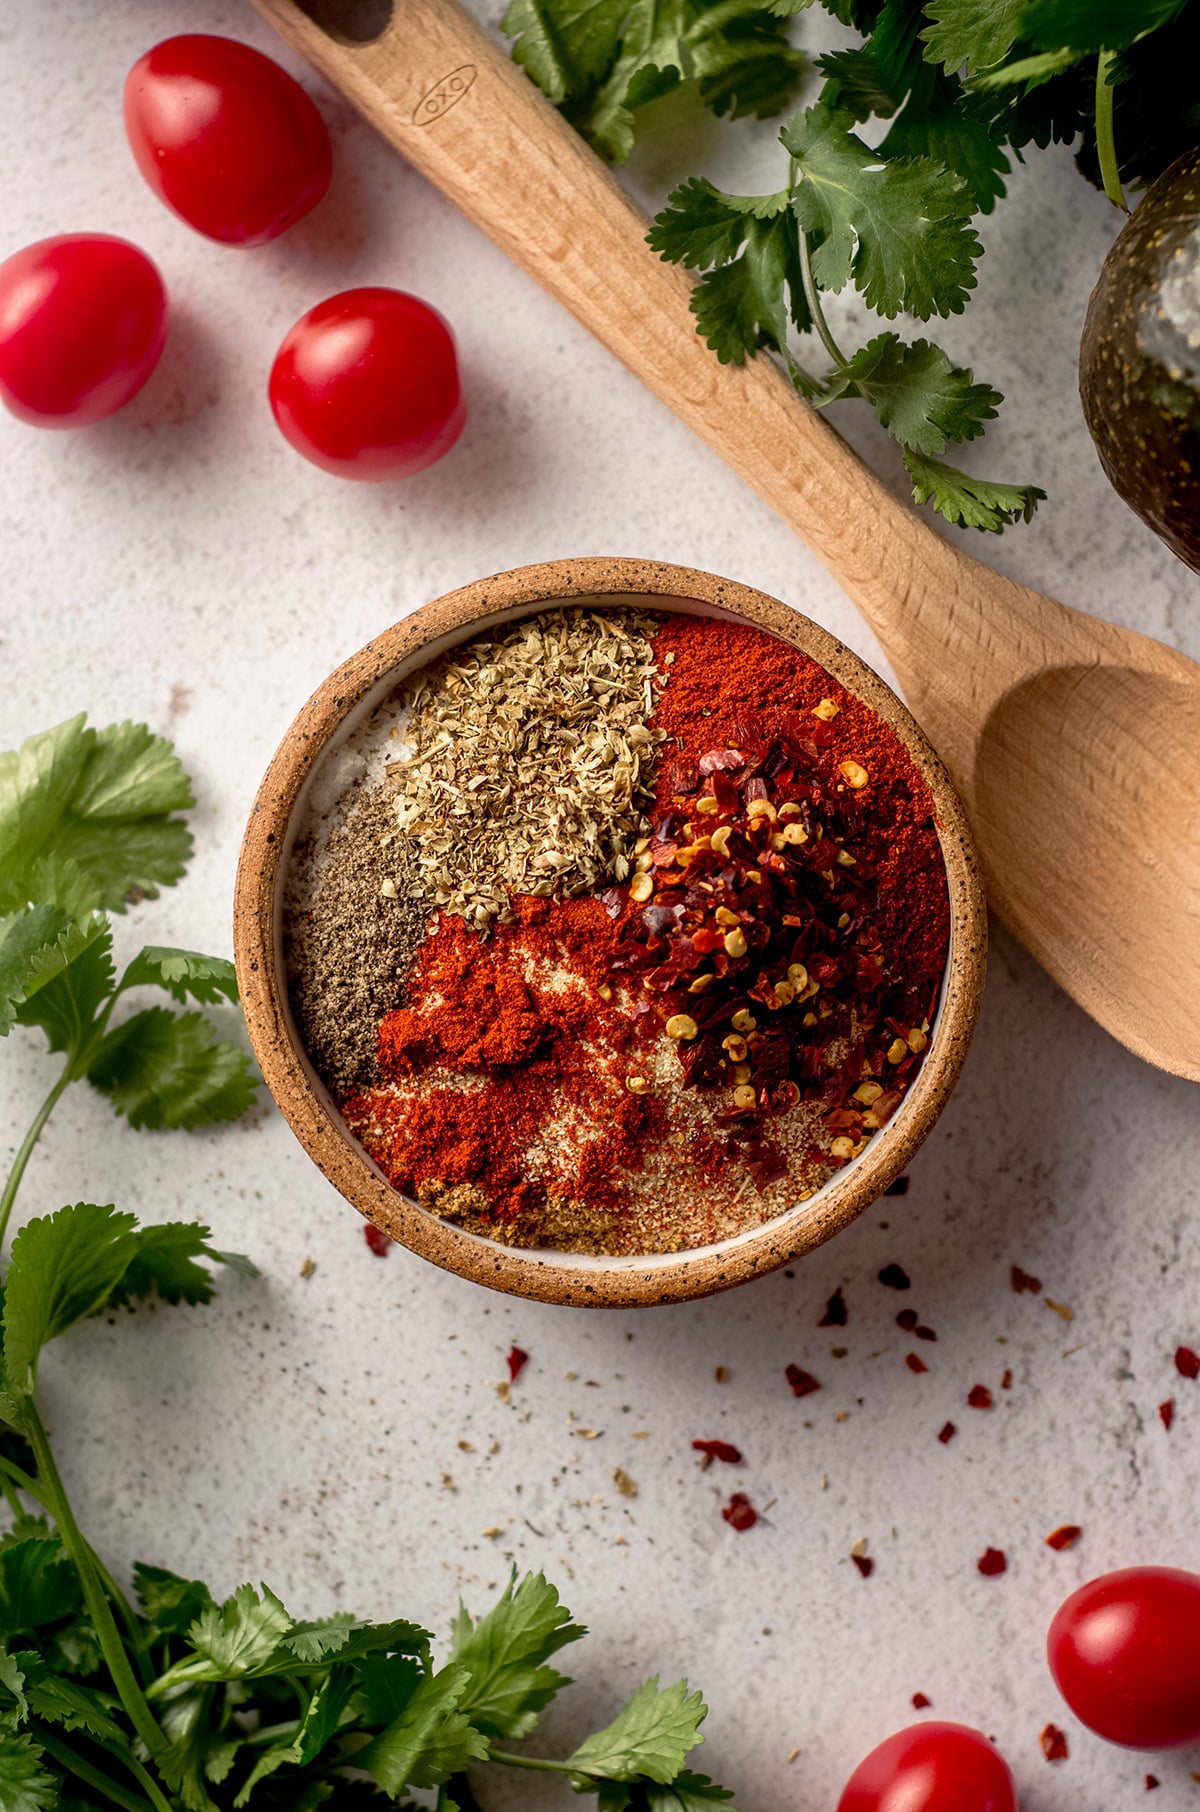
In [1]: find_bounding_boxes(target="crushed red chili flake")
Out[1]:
[819,1287,848,1327]
[896,1308,919,1331]
[852,1554,875,1578]
[506,1345,529,1383]
[1045,1525,1082,1551]
[906,1353,929,1374]
[1000,1369,1013,1390]
[786,1364,822,1398]
[363,1224,392,1256]
[1175,1345,1200,1379]
[884,1176,910,1196]
[693,1439,743,1464]
[1011,1264,1043,1294]
[968,1384,993,1410]
[1160,1399,1176,1431]
[977,1547,1007,1576]
[912,1693,932,1710]
[879,1263,911,1290]
[916,1325,937,1342]
[1146,1774,1160,1790]
[937,1421,957,1444]
[722,1492,758,1531]
[1040,1723,1069,1762]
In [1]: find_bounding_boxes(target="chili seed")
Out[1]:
[715,906,740,927]
[666,1014,699,1041]
[731,1008,757,1032]
[732,1062,752,1085]
[629,872,654,902]
[854,1081,883,1105]
[887,1037,909,1064]
[812,698,840,721]
[782,823,808,845]
[840,759,869,788]
[787,962,809,990]
[732,1084,757,1109]
[597,982,613,1001]
[722,1034,749,1060]
[746,799,777,822]
[773,981,796,1006]
[688,973,715,995]
[626,1074,650,1093]
[634,851,654,872]
[836,849,857,867]
[724,928,748,958]
[695,796,719,815]
[711,825,732,856]
[907,1027,928,1052]
[830,1136,856,1159]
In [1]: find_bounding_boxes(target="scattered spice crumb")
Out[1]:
[576,1428,601,1440]
[692,1439,743,1465]
[849,1537,868,1558]
[915,1325,937,1342]
[714,1365,729,1382]
[884,1176,909,1196]
[819,1288,848,1327]
[787,1747,800,1764]
[458,1440,474,1452]
[299,1256,315,1279]
[896,1309,918,1331]
[506,1344,530,1383]
[632,1429,651,1438]
[1000,1369,1013,1390]
[1159,1399,1175,1431]
[722,1492,758,1531]
[977,1547,1007,1577]
[937,1421,957,1444]
[1046,1525,1082,1551]
[905,1353,929,1374]
[879,1263,911,1290]
[482,1526,503,1539]
[786,1365,822,1398]
[819,1473,828,1489]
[1011,1265,1043,1294]
[496,1380,511,1404]
[613,1468,638,1498]
[1175,1345,1200,1379]
[1040,1723,1069,1762]
[363,1224,392,1256]
[912,1693,931,1709]
[1145,1774,1160,1790]
[852,1554,875,1578]
[1045,1297,1074,1321]
[968,1384,993,1410]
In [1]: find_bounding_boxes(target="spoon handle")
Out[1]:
[249,0,965,643]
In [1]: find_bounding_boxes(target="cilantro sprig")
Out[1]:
[0,717,739,1811]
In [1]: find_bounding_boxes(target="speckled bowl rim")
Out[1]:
[234,557,987,1307]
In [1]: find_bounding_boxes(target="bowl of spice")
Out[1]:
[235,558,986,1306]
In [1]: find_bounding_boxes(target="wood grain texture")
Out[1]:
[249,0,1200,1081]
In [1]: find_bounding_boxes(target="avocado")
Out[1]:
[1079,146,1200,574]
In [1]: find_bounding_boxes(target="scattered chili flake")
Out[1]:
[506,1345,529,1383]
[1011,1264,1042,1294]
[916,1325,937,1342]
[363,1224,392,1256]
[912,1693,931,1710]
[722,1492,758,1531]
[1146,1774,1160,1790]
[879,1263,911,1290]
[906,1353,929,1374]
[1000,1369,1013,1390]
[819,1287,848,1327]
[937,1421,957,1444]
[693,1439,743,1465]
[786,1364,822,1399]
[977,1547,1007,1576]
[714,1365,729,1382]
[1160,1399,1176,1431]
[1039,1723,1069,1762]
[1045,1297,1074,1321]
[1175,1345,1200,1379]
[967,1384,993,1410]
[884,1176,910,1196]
[896,1308,919,1331]
[1046,1525,1082,1551]
[852,1554,874,1579]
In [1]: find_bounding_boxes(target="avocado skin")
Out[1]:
[1080,146,1200,574]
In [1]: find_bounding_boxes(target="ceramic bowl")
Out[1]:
[234,557,987,1306]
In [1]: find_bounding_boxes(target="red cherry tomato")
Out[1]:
[0,235,167,428]
[837,1722,1018,1812]
[1048,1566,1200,1749]
[124,35,331,246]
[268,288,466,481]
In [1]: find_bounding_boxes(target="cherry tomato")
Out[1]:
[268,288,466,481]
[1048,1566,1200,1749]
[124,35,331,246]
[0,235,167,428]
[837,1722,1018,1812]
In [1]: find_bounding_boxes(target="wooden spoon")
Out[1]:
[250,0,1200,1082]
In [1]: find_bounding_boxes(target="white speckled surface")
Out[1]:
[2,4,1199,1808]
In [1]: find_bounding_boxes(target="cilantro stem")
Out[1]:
[488,1751,590,1775]
[796,227,850,370]
[30,1726,158,1812]
[0,1062,72,1247]
[27,1404,167,1764]
[1094,51,1128,213]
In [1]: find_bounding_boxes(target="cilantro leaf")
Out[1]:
[1022,0,1188,55]
[647,180,790,269]
[646,1773,736,1809]
[133,1565,217,1638]
[0,909,108,1042]
[107,1223,257,1309]
[86,1007,259,1130]
[234,1665,357,1806]
[0,1542,82,1637]
[118,949,239,1009]
[357,1664,490,1795]
[0,1649,27,1720]
[687,1,808,122]
[11,922,114,1066]
[783,107,980,318]
[824,333,1000,452]
[158,1684,224,1812]
[648,183,810,367]
[567,1679,707,1785]
[0,1723,55,1812]
[921,0,1026,74]
[902,447,1045,530]
[352,1657,425,1728]
[449,1571,585,1739]
[184,1584,293,1680]
[4,1205,141,1394]
[815,44,898,119]
[284,1621,430,1669]
[14,1654,123,1745]
[878,62,1011,212]
[0,718,193,916]
[500,0,627,100]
